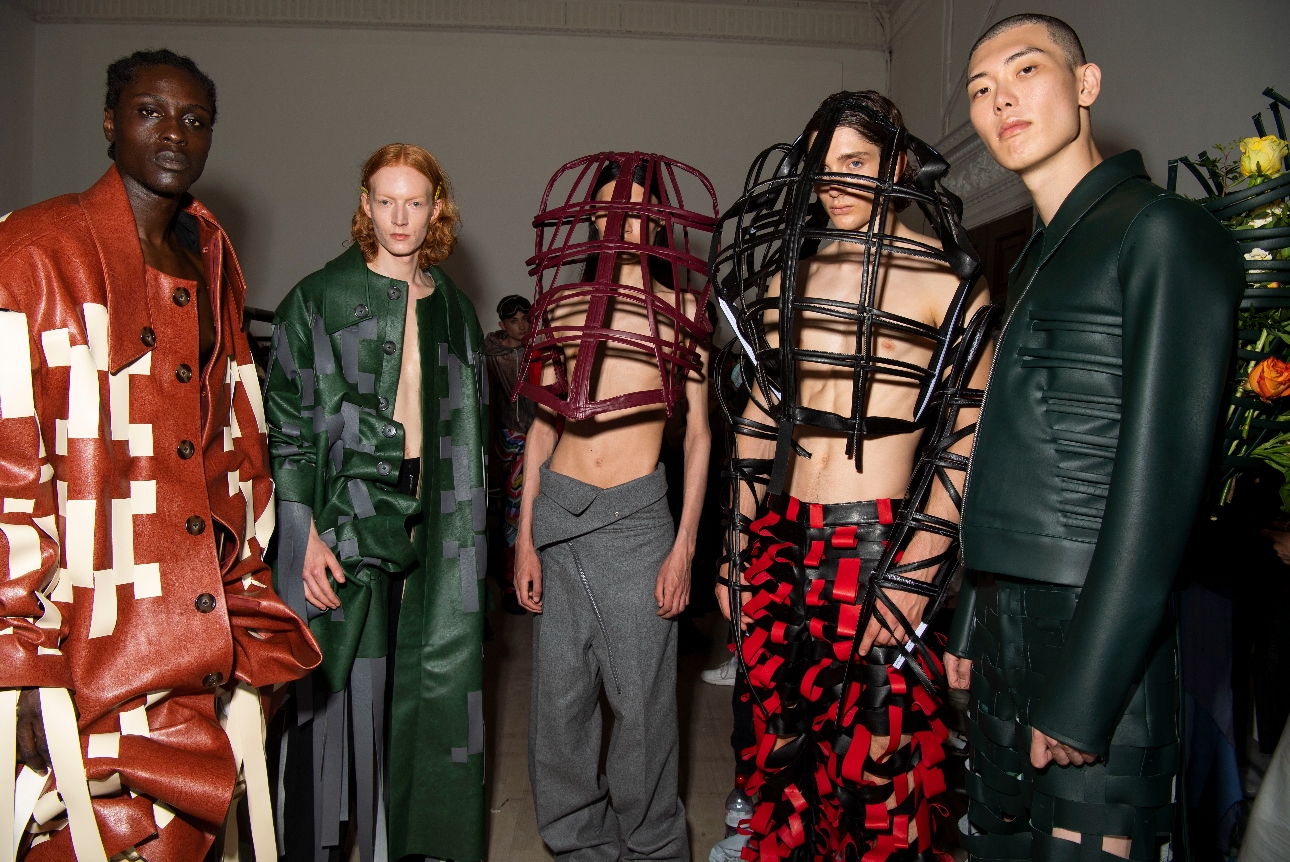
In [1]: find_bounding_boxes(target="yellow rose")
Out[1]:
[1240,136,1289,178]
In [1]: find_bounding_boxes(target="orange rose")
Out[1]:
[1249,356,1290,401]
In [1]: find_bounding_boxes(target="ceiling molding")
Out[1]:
[936,120,1028,229]
[22,0,890,49]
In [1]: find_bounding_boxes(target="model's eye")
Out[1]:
[1019,64,1037,75]
[378,199,390,206]
[184,116,205,128]
[411,201,422,208]
[140,107,161,118]
[848,160,864,170]
[971,85,990,99]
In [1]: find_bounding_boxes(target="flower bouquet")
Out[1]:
[1169,87,1290,508]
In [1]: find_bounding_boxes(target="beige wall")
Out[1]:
[890,0,1290,191]
[29,22,884,318]
[0,0,34,216]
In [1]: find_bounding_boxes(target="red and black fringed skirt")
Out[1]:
[737,493,950,862]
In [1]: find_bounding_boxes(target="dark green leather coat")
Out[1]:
[950,151,1244,754]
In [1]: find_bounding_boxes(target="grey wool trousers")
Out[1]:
[528,463,690,862]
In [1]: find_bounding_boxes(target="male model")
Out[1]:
[267,144,487,862]
[514,153,716,861]
[483,293,538,612]
[716,92,992,862]
[0,49,319,862]
[946,14,1244,861]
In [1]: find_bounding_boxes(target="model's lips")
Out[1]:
[389,234,411,241]
[998,119,1030,140]
[153,150,190,171]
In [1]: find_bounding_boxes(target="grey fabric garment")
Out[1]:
[1239,714,1290,862]
[528,463,690,862]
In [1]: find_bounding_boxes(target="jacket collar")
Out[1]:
[1036,149,1150,266]
[321,244,377,335]
[78,165,233,373]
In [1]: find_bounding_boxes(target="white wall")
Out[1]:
[890,0,1290,196]
[0,0,34,216]
[29,23,884,318]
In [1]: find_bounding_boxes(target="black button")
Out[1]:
[377,461,391,476]
[382,340,397,355]
[202,672,223,688]
[176,364,193,384]
[177,440,195,459]
[381,424,396,438]
[354,304,368,317]
[194,593,216,613]
[378,396,390,411]
[140,327,156,348]
[172,286,191,306]
[387,287,402,301]
[185,516,205,535]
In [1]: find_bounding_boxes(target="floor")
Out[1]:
[481,607,735,862]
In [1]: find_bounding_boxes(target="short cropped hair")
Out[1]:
[105,49,217,160]
[802,91,916,211]
[352,143,461,269]
[971,13,1086,69]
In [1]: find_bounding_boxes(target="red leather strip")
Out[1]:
[833,558,861,603]
[876,498,894,524]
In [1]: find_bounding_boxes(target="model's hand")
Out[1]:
[858,587,928,656]
[715,563,755,627]
[1262,528,1290,565]
[1030,729,1097,768]
[303,519,345,610]
[944,654,973,690]
[515,541,544,614]
[16,689,48,773]
[655,545,692,619]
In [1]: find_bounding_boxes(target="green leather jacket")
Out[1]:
[949,151,1244,754]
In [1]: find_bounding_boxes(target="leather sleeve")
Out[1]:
[945,568,977,658]
[264,288,318,508]
[1030,197,1244,754]
[0,293,72,689]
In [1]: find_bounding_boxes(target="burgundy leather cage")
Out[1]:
[515,152,718,420]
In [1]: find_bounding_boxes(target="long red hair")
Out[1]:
[351,143,461,269]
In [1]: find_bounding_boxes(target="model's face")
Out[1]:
[103,65,213,197]
[361,165,441,261]
[966,24,1098,174]
[500,311,531,342]
[809,126,905,232]
[593,180,659,246]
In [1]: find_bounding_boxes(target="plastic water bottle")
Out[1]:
[724,775,754,837]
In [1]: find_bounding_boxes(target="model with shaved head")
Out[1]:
[946,14,1244,862]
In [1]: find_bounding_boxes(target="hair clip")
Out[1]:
[434,183,442,201]
[360,185,369,195]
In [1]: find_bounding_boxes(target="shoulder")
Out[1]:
[1119,190,1243,300]
[432,267,482,327]
[277,247,356,317]
[0,194,91,270]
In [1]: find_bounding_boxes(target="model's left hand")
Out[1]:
[655,546,692,618]
[1030,728,1097,768]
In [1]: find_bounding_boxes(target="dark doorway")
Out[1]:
[967,207,1033,307]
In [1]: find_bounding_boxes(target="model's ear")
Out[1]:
[360,192,372,220]
[894,151,909,182]
[431,199,443,222]
[1077,62,1102,109]
[103,107,115,145]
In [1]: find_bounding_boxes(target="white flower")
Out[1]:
[1247,248,1274,260]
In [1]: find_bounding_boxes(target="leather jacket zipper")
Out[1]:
[960,262,1045,521]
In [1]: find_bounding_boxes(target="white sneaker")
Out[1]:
[701,654,739,686]
[708,833,750,862]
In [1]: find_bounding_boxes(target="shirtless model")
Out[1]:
[514,154,716,861]
[714,92,992,862]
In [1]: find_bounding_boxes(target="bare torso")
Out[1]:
[547,261,702,488]
[761,221,975,504]
[393,279,436,462]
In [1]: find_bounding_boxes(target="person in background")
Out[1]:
[484,294,538,614]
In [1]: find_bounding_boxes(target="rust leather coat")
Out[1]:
[0,166,321,861]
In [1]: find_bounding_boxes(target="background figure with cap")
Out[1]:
[484,294,539,614]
